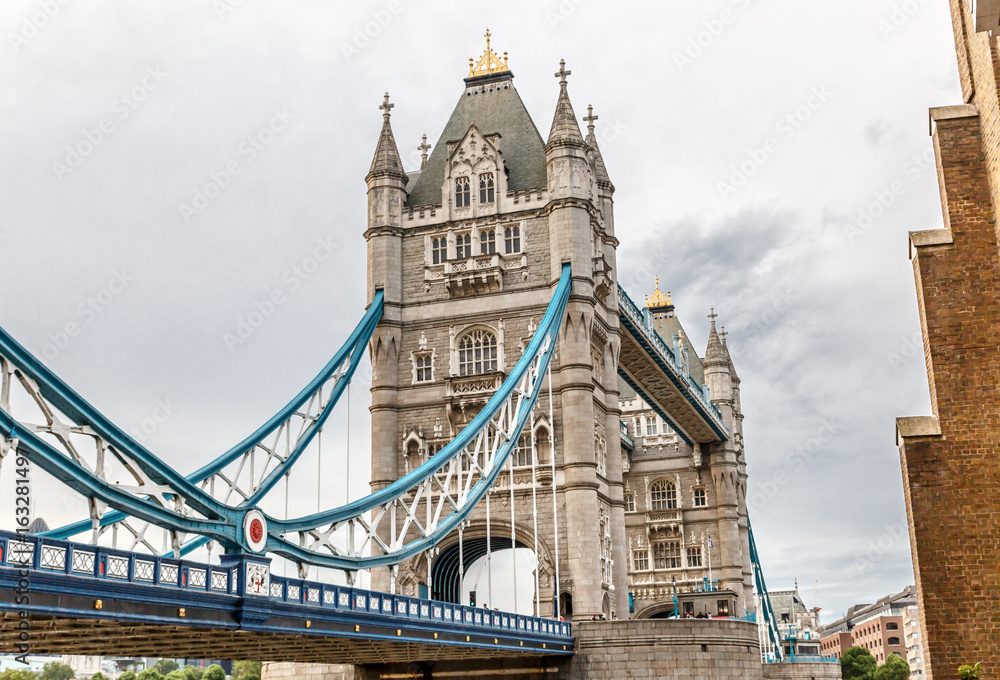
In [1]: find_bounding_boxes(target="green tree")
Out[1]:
[203,666,225,680]
[91,674,108,680]
[841,646,877,680]
[119,672,137,680]
[874,654,910,680]
[232,661,261,680]
[38,662,74,680]
[185,669,204,680]
[136,671,162,680]
[959,662,983,680]
[154,661,179,676]
[164,672,186,680]
[0,670,39,680]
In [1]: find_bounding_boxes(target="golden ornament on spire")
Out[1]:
[645,276,672,308]
[468,28,509,77]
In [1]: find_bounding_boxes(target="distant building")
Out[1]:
[820,585,916,664]
[769,583,825,658]
[903,605,925,677]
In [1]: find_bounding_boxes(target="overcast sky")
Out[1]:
[0,0,958,623]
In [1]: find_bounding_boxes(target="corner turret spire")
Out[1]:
[367,92,408,183]
[584,104,614,191]
[704,306,727,367]
[547,60,585,146]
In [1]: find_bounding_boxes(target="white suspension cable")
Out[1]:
[509,450,517,615]
[459,525,465,604]
[487,487,492,609]
[530,415,540,618]
[548,363,560,619]
[317,428,322,513]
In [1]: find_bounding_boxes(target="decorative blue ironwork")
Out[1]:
[748,516,783,663]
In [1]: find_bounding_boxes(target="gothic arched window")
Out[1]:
[456,232,472,259]
[649,479,677,510]
[458,329,498,376]
[504,225,520,254]
[480,229,496,255]
[432,236,447,264]
[455,176,471,207]
[479,173,495,203]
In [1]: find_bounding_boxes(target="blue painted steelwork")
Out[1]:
[619,421,633,452]
[42,291,383,548]
[4,265,571,572]
[616,285,729,444]
[0,530,573,654]
[748,516,783,662]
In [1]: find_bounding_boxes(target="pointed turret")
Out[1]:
[704,307,732,404]
[367,92,408,184]
[584,105,614,192]
[547,60,586,148]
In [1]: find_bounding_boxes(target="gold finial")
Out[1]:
[646,276,672,308]
[469,28,510,77]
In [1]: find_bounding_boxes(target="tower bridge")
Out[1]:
[0,33,839,680]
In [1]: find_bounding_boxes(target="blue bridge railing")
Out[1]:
[0,530,572,640]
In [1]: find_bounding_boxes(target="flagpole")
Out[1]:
[707,533,713,590]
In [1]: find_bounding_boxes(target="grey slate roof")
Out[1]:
[407,73,547,209]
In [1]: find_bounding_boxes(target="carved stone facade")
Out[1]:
[365,53,625,620]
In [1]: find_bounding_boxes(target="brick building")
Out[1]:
[895,1,1000,678]
[904,604,926,677]
[820,586,915,664]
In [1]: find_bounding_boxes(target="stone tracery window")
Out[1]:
[455,176,471,207]
[686,546,703,568]
[649,479,677,510]
[456,232,472,259]
[480,229,496,255]
[693,487,707,507]
[458,329,498,376]
[414,353,433,382]
[432,237,447,264]
[479,173,495,203]
[624,492,636,513]
[653,540,681,569]
[504,225,520,254]
[513,433,533,467]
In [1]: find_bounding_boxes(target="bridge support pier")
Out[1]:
[262,663,359,680]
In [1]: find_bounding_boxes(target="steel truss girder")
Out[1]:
[1,292,383,554]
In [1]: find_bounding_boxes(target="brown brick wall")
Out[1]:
[900,104,1000,680]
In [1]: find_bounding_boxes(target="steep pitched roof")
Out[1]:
[407,73,546,208]
[367,94,408,183]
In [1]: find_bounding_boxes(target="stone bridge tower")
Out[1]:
[364,33,627,620]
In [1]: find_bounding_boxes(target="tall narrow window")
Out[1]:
[624,493,636,513]
[479,173,495,203]
[633,550,649,571]
[513,434,533,467]
[414,354,433,382]
[686,546,703,568]
[456,233,472,259]
[432,237,447,264]
[458,329,498,376]
[649,479,677,510]
[504,225,521,254]
[455,177,471,207]
[480,229,496,254]
[646,417,657,436]
[693,488,707,507]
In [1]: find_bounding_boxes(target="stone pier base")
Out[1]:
[262,618,772,679]
[762,661,842,679]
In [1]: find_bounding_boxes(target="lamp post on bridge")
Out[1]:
[672,576,679,619]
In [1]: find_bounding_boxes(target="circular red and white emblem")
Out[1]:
[243,509,268,553]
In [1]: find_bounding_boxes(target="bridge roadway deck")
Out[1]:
[0,532,572,665]
[617,285,729,445]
